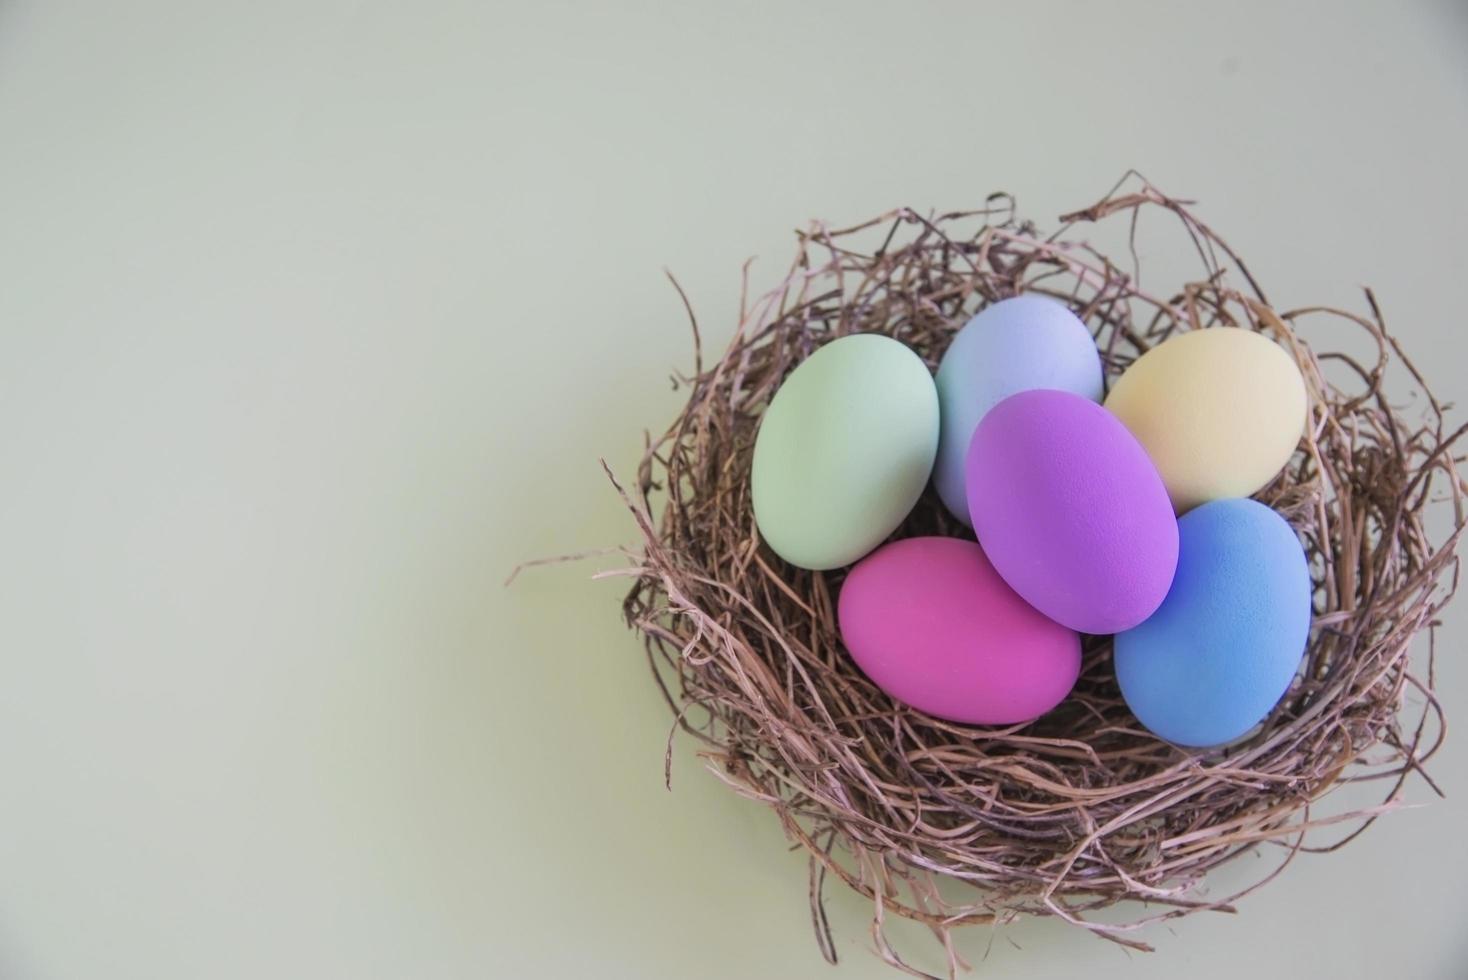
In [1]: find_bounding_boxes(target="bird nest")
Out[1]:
[600,175,1465,976]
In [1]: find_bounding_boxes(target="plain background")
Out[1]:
[1,1,1466,978]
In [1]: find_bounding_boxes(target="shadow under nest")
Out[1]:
[606,174,1466,978]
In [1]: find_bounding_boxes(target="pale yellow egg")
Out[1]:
[1104,328,1307,513]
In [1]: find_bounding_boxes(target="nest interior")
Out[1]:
[606,175,1466,977]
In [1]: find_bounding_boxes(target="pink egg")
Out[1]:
[837,537,1081,724]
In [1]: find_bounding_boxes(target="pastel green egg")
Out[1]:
[751,334,939,570]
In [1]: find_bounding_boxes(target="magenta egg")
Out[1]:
[965,389,1179,634]
[837,537,1081,724]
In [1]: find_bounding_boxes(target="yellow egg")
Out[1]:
[1104,328,1306,513]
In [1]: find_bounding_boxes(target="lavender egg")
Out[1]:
[965,389,1179,634]
[934,296,1103,523]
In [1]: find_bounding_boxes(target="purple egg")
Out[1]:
[965,389,1178,634]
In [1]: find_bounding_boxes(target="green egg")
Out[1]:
[751,334,939,570]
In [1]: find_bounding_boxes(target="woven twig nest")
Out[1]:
[607,175,1466,976]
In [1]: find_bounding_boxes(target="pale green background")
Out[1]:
[0,2,1465,978]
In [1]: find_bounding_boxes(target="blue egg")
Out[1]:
[934,295,1102,523]
[1114,498,1311,748]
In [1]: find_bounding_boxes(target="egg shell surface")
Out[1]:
[934,295,1103,523]
[965,389,1179,634]
[838,537,1081,724]
[751,334,939,570]
[1104,328,1307,513]
[1114,498,1311,748]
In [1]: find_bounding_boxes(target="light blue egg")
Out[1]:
[1114,498,1311,748]
[934,295,1102,523]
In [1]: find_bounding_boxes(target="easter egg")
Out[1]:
[838,537,1081,724]
[934,296,1103,523]
[1104,328,1307,513]
[1114,498,1311,747]
[751,334,939,570]
[965,389,1178,634]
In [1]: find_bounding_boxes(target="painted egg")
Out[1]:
[934,296,1103,523]
[838,537,1081,724]
[751,334,939,570]
[1104,328,1307,513]
[965,389,1178,634]
[1114,498,1311,747]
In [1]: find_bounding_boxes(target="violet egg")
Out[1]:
[965,389,1178,634]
